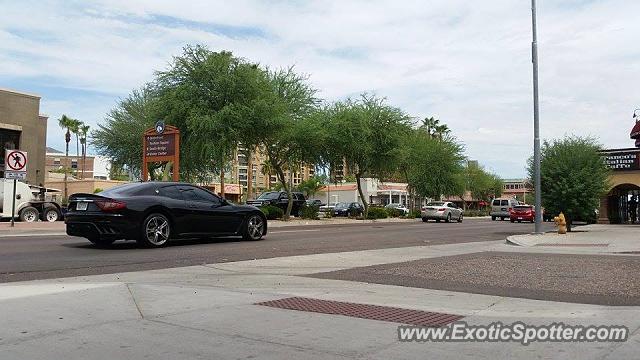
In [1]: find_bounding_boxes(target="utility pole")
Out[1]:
[531,0,543,233]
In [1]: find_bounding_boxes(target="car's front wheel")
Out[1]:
[138,213,171,248]
[457,213,463,223]
[243,214,265,241]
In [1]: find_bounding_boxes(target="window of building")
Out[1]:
[53,158,61,165]
[71,160,78,169]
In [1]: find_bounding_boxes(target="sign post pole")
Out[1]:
[10,178,17,227]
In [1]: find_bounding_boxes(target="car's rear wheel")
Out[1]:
[243,214,265,241]
[445,213,451,223]
[511,219,515,223]
[422,217,428,222]
[491,216,496,221]
[138,213,171,248]
[19,206,39,222]
[42,207,60,222]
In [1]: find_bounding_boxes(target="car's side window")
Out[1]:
[159,186,183,200]
[181,187,221,205]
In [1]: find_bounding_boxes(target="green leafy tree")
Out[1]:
[259,67,320,220]
[92,88,157,179]
[464,162,503,206]
[153,45,272,188]
[324,95,412,216]
[399,129,465,205]
[296,174,326,198]
[528,136,610,231]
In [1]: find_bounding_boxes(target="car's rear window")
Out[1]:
[492,200,500,206]
[99,183,152,197]
[427,202,445,206]
[514,205,533,209]
[501,200,509,206]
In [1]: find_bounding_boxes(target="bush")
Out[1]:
[300,204,320,220]
[366,207,389,219]
[407,210,422,219]
[464,209,490,217]
[93,188,103,194]
[386,208,405,218]
[261,205,283,220]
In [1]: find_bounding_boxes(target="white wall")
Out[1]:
[92,155,111,180]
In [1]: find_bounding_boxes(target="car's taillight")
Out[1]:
[421,207,426,211]
[438,208,446,211]
[95,199,127,212]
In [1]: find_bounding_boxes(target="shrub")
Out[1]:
[407,210,422,219]
[300,204,320,220]
[464,209,490,217]
[366,207,388,219]
[386,207,404,218]
[261,205,283,220]
[93,188,103,194]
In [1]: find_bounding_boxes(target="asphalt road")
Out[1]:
[0,219,552,283]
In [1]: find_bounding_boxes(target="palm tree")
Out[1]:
[79,124,90,179]
[68,119,82,177]
[420,116,450,139]
[58,115,74,201]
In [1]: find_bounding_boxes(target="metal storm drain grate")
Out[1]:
[255,297,464,327]
[536,243,609,247]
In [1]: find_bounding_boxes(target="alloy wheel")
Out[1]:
[145,215,170,246]
[247,215,264,240]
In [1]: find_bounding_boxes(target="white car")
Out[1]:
[385,203,409,215]
[421,201,463,223]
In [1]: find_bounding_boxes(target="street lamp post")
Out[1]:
[531,0,543,234]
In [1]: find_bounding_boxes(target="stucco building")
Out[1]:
[0,88,48,185]
[598,114,640,224]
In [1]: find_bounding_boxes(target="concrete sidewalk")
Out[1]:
[1,239,639,359]
[506,224,640,254]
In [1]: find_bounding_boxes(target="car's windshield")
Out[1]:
[335,202,349,209]
[427,202,445,207]
[258,192,280,200]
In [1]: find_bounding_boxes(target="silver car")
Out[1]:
[421,201,463,223]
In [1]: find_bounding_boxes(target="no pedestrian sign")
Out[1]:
[5,149,27,179]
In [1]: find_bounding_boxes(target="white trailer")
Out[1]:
[0,178,63,222]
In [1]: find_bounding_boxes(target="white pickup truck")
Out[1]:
[0,178,63,222]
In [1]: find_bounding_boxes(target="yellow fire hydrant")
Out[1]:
[553,212,567,234]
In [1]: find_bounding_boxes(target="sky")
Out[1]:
[1,0,639,178]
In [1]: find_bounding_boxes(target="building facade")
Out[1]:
[598,147,640,224]
[502,178,532,203]
[45,147,96,179]
[227,146,315,199]
[0,88,48,185]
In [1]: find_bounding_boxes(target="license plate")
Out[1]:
[76,202,88,211]
[518,217,523,220]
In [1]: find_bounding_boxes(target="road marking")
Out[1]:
[269,229,322,234]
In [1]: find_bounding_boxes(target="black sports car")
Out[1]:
[65,182,267,247]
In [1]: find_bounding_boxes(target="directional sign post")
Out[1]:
[5,149,27,227]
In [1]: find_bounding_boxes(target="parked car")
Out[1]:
[333,202,364,217]
[421,201,463,223]
[510,205,537,223]
[385,203,409,215]
[490,198,520,221]
[246,191,306,216]
[65,182,267,248]
[306,199,323,207]
[319,202,339,213]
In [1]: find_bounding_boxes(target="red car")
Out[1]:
[510,205,538,223]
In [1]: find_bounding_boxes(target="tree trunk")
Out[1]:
[246,149,253,201]
[275,166,293,220]
[161,162,171,181]
[82,143,86,179]
[64,134,69,202]
[220,168,225,198]
[355,173,368,218]
[75,135,79,177]
[566,216,572,232]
